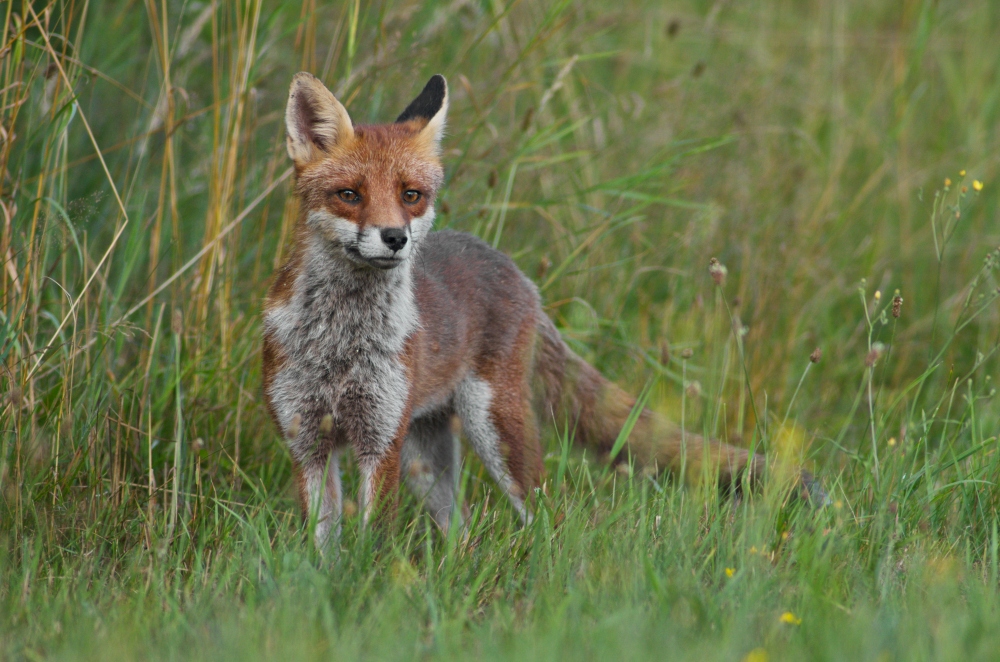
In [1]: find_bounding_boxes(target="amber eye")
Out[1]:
[402,190,421,204]
[337,189,360,203]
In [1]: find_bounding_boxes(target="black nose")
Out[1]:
[380,228,408,252]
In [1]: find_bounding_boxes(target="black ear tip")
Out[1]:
[396,74,448,124]
[428,74,447,92]
[419,75,447,104]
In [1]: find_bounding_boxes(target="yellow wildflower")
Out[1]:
[944,178,952,187]
[780,611,802,625]
[725,567,735,578]
[973,180,984,192]
[960,169,967,176]
[743,648,769,662]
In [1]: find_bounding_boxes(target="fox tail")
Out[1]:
[533,316,824,501]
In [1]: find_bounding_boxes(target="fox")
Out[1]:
[262,72,824,548]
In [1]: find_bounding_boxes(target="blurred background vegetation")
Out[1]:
[1,0,999,659]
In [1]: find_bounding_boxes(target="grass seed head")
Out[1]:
[865,342,886,367]
[408,458,429,478]
[536,254,551,280]
[680,347,694,360]
[685,380,702,399]
[520,107,534,132]
[809,348,821,363]
[288,414,302,440]
[892,293,903,318]
[708,257,728,286]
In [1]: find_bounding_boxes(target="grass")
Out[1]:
[2,0,999,659]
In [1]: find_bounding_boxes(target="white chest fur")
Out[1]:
[264,239,419,464]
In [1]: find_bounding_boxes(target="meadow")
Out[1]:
[2,0,999,659]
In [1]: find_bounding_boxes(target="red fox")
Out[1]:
[263,73,823,547]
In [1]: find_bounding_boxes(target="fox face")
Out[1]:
[285,74,448,270]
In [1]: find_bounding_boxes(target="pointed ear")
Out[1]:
[396,74,448,151]
[285,72,354,167]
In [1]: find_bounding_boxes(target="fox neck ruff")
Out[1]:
[264,234,419,464]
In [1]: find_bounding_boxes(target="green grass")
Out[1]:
[2,0,1000,659]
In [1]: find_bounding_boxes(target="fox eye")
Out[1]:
[337,189,360,203]
[402,190,421,204]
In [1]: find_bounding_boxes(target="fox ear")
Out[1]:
[396,74,448,151]
[285,72,354,166]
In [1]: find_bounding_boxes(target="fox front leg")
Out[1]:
[286,412,344,551]
[339,362,415,532]
[355,419,409,531]
[294,451,343,551]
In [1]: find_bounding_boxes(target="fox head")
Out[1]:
[285,72,448,270]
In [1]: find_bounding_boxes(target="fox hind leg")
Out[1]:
[402,409,464,532]
[455,372,542,524]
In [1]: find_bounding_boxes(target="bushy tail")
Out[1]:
[533,317,822,500]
